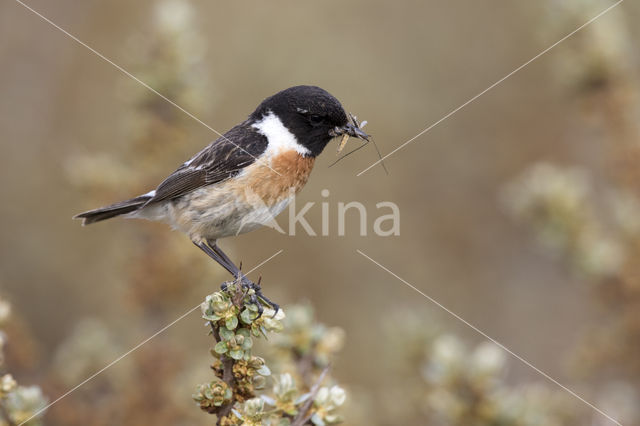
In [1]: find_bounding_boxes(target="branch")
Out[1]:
[210,322,235,422]
[291,365,331,426]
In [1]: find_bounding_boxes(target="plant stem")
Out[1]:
[211,322,235,423]
[291,365,330,426]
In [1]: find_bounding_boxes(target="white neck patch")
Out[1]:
[252,111,311,156]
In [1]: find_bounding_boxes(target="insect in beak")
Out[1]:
[332,113,370,154]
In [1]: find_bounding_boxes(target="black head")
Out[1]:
[250,85,368,157]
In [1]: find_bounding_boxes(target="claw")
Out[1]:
[269,302,280,318]
[232,276,279,319]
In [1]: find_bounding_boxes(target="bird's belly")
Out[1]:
[217,196,291,237]
[165,181,294,241]
[147,149,315,242]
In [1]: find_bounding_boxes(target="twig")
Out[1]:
[211,322,235,423]
[291,365,330,426]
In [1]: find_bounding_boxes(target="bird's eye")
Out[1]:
[309,114,324,126]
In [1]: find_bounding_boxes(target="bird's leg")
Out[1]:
[193,240,236,276]
[208,242,245,281]
[199,240,279,317]
[194,240,256,308]
[210,242,280,317]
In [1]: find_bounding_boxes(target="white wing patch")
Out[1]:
[252,111,311,156]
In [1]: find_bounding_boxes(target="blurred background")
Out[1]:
[1,0,640,424]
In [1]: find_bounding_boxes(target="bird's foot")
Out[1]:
[240,276,280,319]
[220,275,279,318]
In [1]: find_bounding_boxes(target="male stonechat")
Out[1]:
[75,86,369,311]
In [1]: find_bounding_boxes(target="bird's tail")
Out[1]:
[74,194,152,225]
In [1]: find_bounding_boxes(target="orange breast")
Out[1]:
[230,150,316,205]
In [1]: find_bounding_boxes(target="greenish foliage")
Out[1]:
[194,284,346,425]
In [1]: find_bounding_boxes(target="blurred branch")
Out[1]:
[291,365,330,426]
[497,2,640,423]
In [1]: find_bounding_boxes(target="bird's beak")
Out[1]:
[339,122,370,141]
[332,115,370,154]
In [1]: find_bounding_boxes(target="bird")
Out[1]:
[74,85,370,311]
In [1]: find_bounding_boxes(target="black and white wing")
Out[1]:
[146,121,268,205]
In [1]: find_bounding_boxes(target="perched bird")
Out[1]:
[75,85,369,309]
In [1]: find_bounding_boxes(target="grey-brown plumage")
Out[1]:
[74,119,269,225]
[75,194,151,225]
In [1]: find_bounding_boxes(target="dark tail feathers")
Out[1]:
[74,194,152,225]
